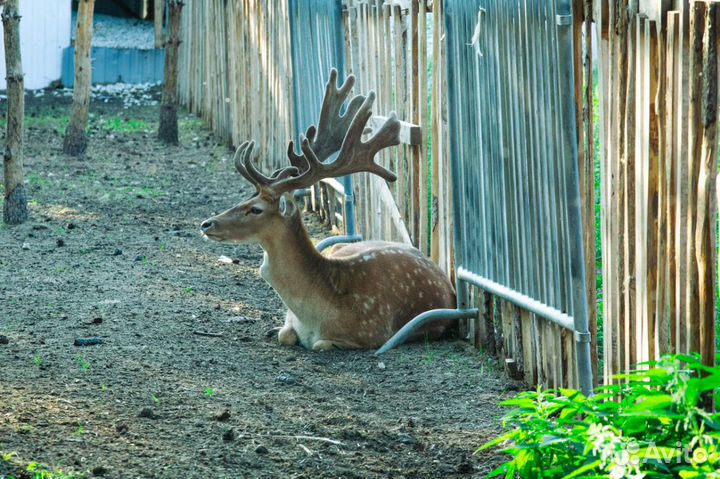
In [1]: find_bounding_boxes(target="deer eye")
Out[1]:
[247,207,263,215]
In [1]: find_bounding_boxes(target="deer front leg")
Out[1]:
[311,340,336,351]
[278,312,298,346]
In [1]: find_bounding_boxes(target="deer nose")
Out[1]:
[200,219,216,232]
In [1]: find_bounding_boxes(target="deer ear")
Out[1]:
[278,193,297,218]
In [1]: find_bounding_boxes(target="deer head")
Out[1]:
[200,69,400,245]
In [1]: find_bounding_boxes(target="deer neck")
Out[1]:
[257,213,327,300]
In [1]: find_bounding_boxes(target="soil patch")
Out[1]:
[0,87,515,478]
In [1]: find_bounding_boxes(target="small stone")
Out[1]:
[21,243,30,250]
[254,445,268,454]
[274,373,298,385]
[112,249,122,256]
[225,316,257,323]
[456,462,474,474]
[115,423,129,434]
[138,407,156,419]
[0,335,8,345]
[92,317,103,325]
[134,255,144,262]
[397,433,417,445]
[217,255,233,264]
[56,238,65,247]
[74,337,103,347]
[215,410,231,422]
[67,223,77,230]
[222,428,235,442]
[91,465,108,476]
[377,361,386,370]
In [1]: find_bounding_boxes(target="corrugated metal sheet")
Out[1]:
[288,0,346,142]
[0,0,72,89]
[61,46,164,86]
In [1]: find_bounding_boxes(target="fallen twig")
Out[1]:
[276,435,345,446]
[240,433,345,447]
[192,330,223,338]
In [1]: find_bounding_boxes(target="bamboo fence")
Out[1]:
[177,0,294,171]
[174,0,719,388]
[595,0,719,380]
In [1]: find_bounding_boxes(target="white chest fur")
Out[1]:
[259,251,331,347]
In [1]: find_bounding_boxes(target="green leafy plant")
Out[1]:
[76,355,91,370]
[205,388,216,398]
[33,355,43,368]
[481,354,720,479]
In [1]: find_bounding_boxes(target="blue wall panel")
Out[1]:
[61,47,164,86]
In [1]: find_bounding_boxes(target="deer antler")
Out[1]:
[265,90,400,195]
[303,68,367,164]
[233,141,299,192]
[233,70,400,197]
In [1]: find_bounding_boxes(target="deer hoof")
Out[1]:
[311,340,335,351]
[278,326,298,346]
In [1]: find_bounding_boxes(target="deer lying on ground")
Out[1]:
[201,70,455,350]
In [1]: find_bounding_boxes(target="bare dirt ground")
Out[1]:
[0,87,516,478]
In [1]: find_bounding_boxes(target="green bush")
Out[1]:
[481,354,720,479]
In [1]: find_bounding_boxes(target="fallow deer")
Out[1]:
[201,70,455,351]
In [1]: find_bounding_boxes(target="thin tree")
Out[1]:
[63,0,95,156]
[158,0,183,144]
[2,0,27,224]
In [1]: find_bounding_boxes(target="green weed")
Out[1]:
[482,354,720,478]
[100,117,149,133]
[0,451,80,479]
[75,355,91,370]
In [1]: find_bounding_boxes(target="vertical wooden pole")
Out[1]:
[664,12,679,355]
[694,1,718,368]
[158,0,184,144]
[63,0,95,156]
[1,0,27,225]
[623,3,638,373]
[431,0,442,264]
[686,2,705,353]
[154,0,165,48]
[646,18,660,361]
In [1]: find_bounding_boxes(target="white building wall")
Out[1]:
[0,0,71,90]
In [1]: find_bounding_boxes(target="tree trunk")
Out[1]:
[63,0,94,157]
[2,0,27,224]
[158,0,183,145]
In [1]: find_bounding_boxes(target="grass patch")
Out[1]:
[98,117,149,134]
[1,451,83,479]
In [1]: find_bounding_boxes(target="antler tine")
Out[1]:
[234,141,257,185]
[329,91,399,181]
[234,140,293,190]
[306,68,367,162]
[265,90,399,196]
